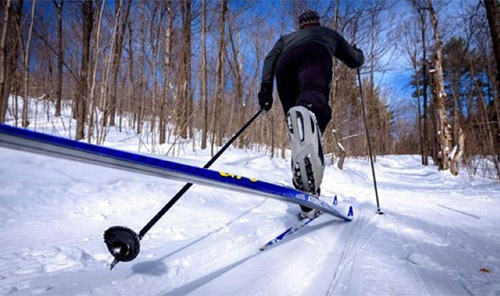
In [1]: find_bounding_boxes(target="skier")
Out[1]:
[258,9,364,219]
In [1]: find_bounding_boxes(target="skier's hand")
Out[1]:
[258,83,273,111]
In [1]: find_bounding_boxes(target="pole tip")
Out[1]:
[104,226,141,269]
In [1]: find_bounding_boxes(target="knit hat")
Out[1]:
[298,9,320,29]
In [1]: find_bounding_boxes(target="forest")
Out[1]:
[0,0,499,181]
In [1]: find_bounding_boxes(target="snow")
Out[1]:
[1,99,500,295]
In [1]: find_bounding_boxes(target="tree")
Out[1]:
[177,0,192,139]
[227,12,245,148]
[484,0,500,90]
[53,0,64,117]
[200,0,208,149]
[428,0,458,172]
[75,0,93,141]
[0,0,14,123]
[21,0,36,128]
[108,0,131,127]
[211,0,227,155]
[409,0,430,165]
[160,0,173,145]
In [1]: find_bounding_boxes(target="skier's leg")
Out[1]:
[276,48,299,116]
[295,46,333,134]
[276,44,332,219]
[293,44,332,217]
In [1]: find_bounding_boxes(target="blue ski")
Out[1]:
[260,211,324,251]
[0,124,353,221]
[260,196,352,251]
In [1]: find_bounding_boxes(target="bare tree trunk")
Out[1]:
[410,0,430,165]
[0,0,12,123]
[484,0,500,164]
[332,129,346,169]
[160,0,173,145]
[211,0,227,155]
[98,0,120,135]
[420,10,429,166]
[108,0,131,127]
[270,112,275,158]
[328,0,347,168]
[412,52,425,164]
[75,0,93,141]
[127,17,135,132]
[228,19,244,148]
[470,61,500,180]
[428,0,452,171]
[137,1,146,135]
[177,0,192,139]
[10,1,22,126]
[148,1,160,138]
[450,128,465,176]
[185,0,193,140]
[484,0,500,90]
[21,0,36,128]
[89,0,108,144]
[200,0,208,149]
[53,0,63,117]
[281,118,286,159]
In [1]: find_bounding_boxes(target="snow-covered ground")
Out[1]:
[1,100,499,295]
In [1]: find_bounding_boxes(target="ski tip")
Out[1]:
[110,258,119,270]
[333,195,338,205]
[259,243,272,252]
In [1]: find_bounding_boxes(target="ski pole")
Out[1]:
[357,68,383,215]
[104,108,265,269]
[139,108,264,238]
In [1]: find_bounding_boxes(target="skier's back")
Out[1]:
[258,9,364,218]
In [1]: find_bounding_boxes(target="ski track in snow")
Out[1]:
[1,121,500,295]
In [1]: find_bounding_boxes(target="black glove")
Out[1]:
[258,83,273,111]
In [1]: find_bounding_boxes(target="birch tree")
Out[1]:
[427,0,453,171]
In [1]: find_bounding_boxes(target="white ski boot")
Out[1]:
[287,106,325,218]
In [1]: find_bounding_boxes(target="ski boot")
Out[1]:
[287,106,325,219]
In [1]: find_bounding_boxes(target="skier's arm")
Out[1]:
[261,37,284,87]
[333,31,364,69]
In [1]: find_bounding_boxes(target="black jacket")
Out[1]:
[261,26,364,86]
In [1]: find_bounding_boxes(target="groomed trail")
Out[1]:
[1,124,499,295]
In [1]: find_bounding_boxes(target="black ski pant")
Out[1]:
[275,42,333,134]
